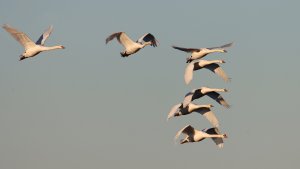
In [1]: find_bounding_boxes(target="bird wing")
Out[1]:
[137,33,158,47]
[195,108,219,128]
[207,42,233,50]
[105,32,136,49]
[183,90,195,108]
[205,128,224,148]
[2,24,36,49]
[206,92,230,108]
[183,89,203,107]
[184,62,195,85]
[204,63,230,82]
[175,125,195,141]
[36,25,53,45]
[167,103,182,120]
[172,46,200,53]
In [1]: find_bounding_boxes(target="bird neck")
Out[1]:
[187,103,200,111]
[199,60,223,66]
[40,45,64,51]
[206,134,224,138]
[201,87,224,94]
[208,49,225,53]
[142,41,152,48]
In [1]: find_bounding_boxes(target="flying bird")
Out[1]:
[175,125,227,148]
[167,103,219,128]
[172,42,233,63]
[2,24,65,61]
[105,32,158,57]
[184,59,230,84]
[183,86,230,108]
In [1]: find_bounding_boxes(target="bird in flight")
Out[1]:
[3,24,65,61]
[106,32,158,57]
[175,125,227,148]
[172,42,233,63]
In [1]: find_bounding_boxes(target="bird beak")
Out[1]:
[186,58,192,63]
[19,55,25,61]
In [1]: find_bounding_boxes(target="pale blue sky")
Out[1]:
[1,0,300,169]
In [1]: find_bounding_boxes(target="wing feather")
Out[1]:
[195,108,219,128]
[207,42,233,50]
[206,92,230,108]
[183,89,203,107]
[205,128,224,148]
[175,125,195,141]
[3,24,36,49]
[204,63,230,82]
[167,103,182,120]
[172,46,200,53]
[106,32,136,49]
[137,33,158,47]
[36,25,53,45]
[184,62,195,84]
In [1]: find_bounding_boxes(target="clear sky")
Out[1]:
[1,0,300,169]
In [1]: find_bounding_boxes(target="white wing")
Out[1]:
[206,92,230,108]
[183,89,202,107]
[36,25,53,45]
[184,62,195,84]
[207,42,233,50]
[183,90,194,108]
[167,103,182,120]
[105,32,136,49]
[195,108,219,128]
[205,128,224,148]
[174,125,194,141]
[204,64,230,82]
[2,24,36,49]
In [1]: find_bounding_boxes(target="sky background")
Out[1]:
[1,0,300,169]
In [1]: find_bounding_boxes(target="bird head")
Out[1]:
[208,104,214,108]
[186,56,193,63]
[19,54,26,61]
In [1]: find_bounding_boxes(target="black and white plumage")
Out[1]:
[167,103,219,128]
[175,125,227,148]
[2,24,65,61]
[185,59,230,84]
[105,32,158,57]
[183,86,230,108]
[172,42,233,63]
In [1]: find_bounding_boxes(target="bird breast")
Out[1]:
[126,44,142,54]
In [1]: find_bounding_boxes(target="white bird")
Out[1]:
[105,32,158,57]
[167,103,219,128]
[184,59,230,84]
[175,125,227,148]
[2,24,65,61]
[172,42,233,63]
[183,86,230,108]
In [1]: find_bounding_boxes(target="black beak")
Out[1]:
[19,56,25,61]
[186,59,192,63]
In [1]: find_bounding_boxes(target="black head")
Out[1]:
[186,56,192,63]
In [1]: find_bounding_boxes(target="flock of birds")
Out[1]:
[2,24,233,148]
[168,42,233,148]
